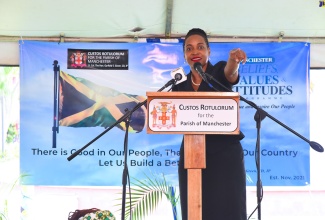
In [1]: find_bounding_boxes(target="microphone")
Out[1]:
[159,67,187,91]
[171,67,187,85]
[193,62,208,82]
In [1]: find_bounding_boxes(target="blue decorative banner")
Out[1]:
[20,41,310,186]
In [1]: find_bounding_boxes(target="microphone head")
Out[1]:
[171,67,187,85]
[174,73,182,80]
[193,62,203,72]
[310,141,324,153]
[193,62,207,82]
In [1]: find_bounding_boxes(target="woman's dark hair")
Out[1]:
[183,28,210,51]
[68,208,100,220]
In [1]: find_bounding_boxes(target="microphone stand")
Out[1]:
[67,78,177,220]
[254,108,264,220]
[198,70,323,220]
[121,110,131,220]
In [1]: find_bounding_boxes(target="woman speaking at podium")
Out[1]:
[172,28,247,220]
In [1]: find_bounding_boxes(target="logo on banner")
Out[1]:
[150,102,177,129]
[320,1,325,7]
[69,50,88,68]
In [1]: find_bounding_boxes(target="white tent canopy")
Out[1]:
[1,0,325,39]
[0,0,325,66]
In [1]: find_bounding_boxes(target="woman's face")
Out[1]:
[184,34,210,71]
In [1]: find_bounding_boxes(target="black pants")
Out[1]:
[178,137,247,220]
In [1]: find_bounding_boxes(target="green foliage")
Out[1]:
[0,65,20,220]
[116,172,179,220]
[0,67,18,94]
[0,173,29,220]
[6,123,19,144]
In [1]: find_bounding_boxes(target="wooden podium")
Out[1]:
[146,92,240,220]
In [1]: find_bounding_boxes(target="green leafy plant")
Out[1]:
[5,123,19,144]
[116,172,179,220]
[0,173,29,220]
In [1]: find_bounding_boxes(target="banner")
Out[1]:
[20,41,310,186]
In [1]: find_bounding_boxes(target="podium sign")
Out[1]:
[147,91,239,134]
[146,91,240,220]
